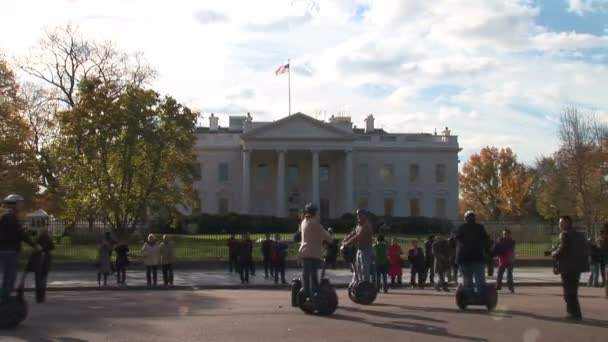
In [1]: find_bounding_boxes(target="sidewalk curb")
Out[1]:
[24,281,569,292]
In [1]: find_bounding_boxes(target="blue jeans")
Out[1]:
[0,251,18,303]
[302,258,321,298]
[355,248,374,283]
[460,262,486,295]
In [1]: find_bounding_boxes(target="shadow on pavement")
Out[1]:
[341,306,446,323]
[330,313,487,341]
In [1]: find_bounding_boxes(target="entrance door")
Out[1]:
[320,199,330,221]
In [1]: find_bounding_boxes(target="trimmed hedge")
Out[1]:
[171,213,455,235]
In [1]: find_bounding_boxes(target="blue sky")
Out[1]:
[1,0,607,165]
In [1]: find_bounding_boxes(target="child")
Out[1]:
[271,234,288,284]
[96,233,113,287]
[407,240,425,289]
[142,234,160,286]
[24,229,54,302]
[432,234,450,292]
[114,240,130,286]
[374,235,389,293]
[160,235,176,286]
[496,229,516,292]
[388,238,403,287]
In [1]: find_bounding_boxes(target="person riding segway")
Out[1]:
[291,203,338,316]
[454,211,497,311]
[342,209,377,305]
[0,194,41,329]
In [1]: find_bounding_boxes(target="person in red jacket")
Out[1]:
[495,229,516,293]
[388,238,403,287]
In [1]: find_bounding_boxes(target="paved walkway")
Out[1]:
[21,267,599,290]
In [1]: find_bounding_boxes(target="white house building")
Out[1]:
[194,112,460,220]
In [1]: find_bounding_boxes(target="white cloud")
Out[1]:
[567,0,608,15]
[0,0,607,166]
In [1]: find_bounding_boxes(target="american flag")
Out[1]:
[275,63,289,76]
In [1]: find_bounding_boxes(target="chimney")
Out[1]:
[209,113,219,131]
[364,114,375,133]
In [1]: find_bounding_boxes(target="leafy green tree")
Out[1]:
[58,78,198,232]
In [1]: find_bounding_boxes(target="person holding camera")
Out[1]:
[551,216,589,321]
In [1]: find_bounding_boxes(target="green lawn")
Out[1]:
[20,234,556,263]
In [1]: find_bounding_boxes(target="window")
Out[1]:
[194,162,203,181]
[218,198,229,214]
[356,163,369,186]
[380,164,394,184]
[384,198,394,217]
[436,198,446,218]
[357,197,369,210]
[257,163,269,180]
[287,164,299,186]
[320,165,329,182]
[409,164,419,183]
[409,198,420,217]
[218,163,229,182]
[436,164,446,183]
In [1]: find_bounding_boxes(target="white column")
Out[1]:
[241,149,251,214]
[312,150,320,207]
[276,150,286,217]
[344,149,354,214]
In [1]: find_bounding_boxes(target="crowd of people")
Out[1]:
[227,233,289,284]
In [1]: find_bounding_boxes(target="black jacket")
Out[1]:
[554,229,590,274]
[25,233,54,274]
[238,239,254,261]
[424,239,434,260]
[407,247,425,268]
[0,212,34,252]
[262,239,273,259]
[456,223,490,264]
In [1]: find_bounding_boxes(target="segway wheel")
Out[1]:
[316,281,338,316]
[291,279,302,307]
[347,284,355,301]
[352,281,377,305]
[0,297,28,330]
[485,284,498,311]
[296,289,315,315]
[455,286,468,310]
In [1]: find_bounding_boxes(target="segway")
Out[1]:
[291,259,338,316]
[348,280,377,305]
[455,283,498,311]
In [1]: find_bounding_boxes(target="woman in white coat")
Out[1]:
[142,234,160,286]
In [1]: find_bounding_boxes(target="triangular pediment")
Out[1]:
[242,113,353,140]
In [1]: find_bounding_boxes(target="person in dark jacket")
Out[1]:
[114,240,130,285]
[227,234,238,273]
[0,194,39,303]
[324,228,339,269]
[432,234,451,292]
[587,238,601,287]
[261,234,274,279]
[456,211,490,295]
[495,229,516,292]
[448,232,458,284]
[271,234,288,284]
[423,235,435,286]
[551,216,590,321]
[238,233,254,284]
[599,225,608,295]
[407,240,425,288]
[24,229,54,303]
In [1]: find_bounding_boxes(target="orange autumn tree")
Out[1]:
[460,147,532,221]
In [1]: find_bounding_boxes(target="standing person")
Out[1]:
[298,203,332,301]
[587,238,601,287]
[388,238,403,287]
[324,228,339,269]
[0,194,40,304]
[551,216,589,321]
[423,235,435,286]
[407,240,425,288]
[373,235,389,293]
[262,234,274,279]
[486,237,496,277]
[114,240,130,286]
[238,233,254,284]
[24,228,54,303]
[96,233,114,287]
[456,211,490,296]
[160,235,176,286]
[227,234,238,273]
[448,232,458,284]
[599,225,608,295]
[271,234,288,284]
[432,233,451,292]
[142,234,160,286]
[495,229,516,293]
[342,209,374,285]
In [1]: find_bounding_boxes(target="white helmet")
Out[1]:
[2,194,24,204]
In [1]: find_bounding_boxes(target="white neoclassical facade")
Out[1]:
[194,112,460,220]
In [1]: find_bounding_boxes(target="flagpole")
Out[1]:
[288,58,291,116]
